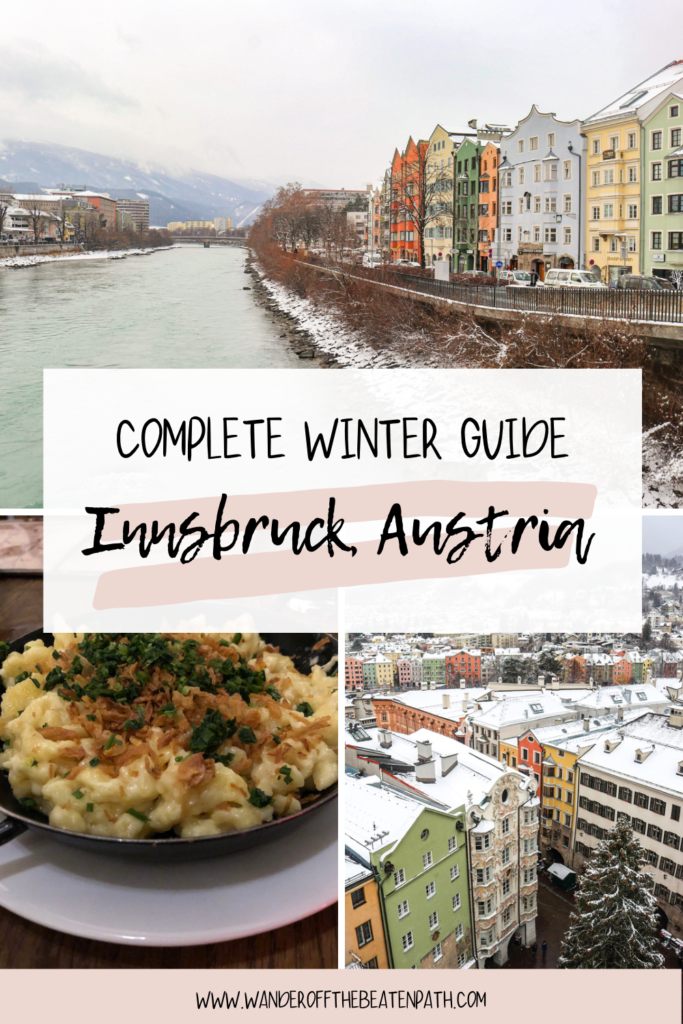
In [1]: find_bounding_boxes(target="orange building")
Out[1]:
[612,654,633,685]
[445,649,481,686]
[390,136,428,263]
[345,656,365,690]
[373,694,469,741]
[345,856,388,969]
[477,142,500,272]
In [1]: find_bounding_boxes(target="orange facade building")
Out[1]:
[478,142,499,271]
[390,137,428,263]
[345,858,389,969]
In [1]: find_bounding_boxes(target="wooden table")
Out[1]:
[0,586,338,967]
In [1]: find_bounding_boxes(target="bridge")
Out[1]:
[171,236,246,248]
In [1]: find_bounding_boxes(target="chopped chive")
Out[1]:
[271,734,281,745]
[238,726,257,745]
[103,734,116,751]
[31,677,41,689]
[265,685,281,701]
[20,797,37,809]
[72,789,84,799]
[86,803,94,812]
[232,633,242,646]
[86,714,97,721]
[52,650,61,660]
[126,808,149,822]
[296,702,314,717]
[89,757,100,767]
[25,757,38,768]
[175,755,187,762]
[15,671,29,683]
[248,787,273,808]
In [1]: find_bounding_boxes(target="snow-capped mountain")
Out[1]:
[0,140,273,226]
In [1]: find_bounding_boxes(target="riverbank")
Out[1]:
[0,245,176,270]
[245,253,413,368]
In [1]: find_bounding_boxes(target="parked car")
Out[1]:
[362,252,383,269]
[393,258,421,268]
[543,269,608,288]
[614,274,667,291]
[501,270,537,287]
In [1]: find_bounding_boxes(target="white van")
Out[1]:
[362,252,383,269]
[544,269,607,288]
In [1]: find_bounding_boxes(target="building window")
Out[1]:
[394,868,406,887]
[533,751,541,765]
[502,817,510,835]
[518,140,525,153]
[610,135,619,150]
[426,880,436,898]
[652,131,663,151]
[448,836,458,852]
[503,906,512,925]
[544,227,557,243]
[672,805,681,822]
[433,942,443,962]
[673,129,682,148]
[351,888,366,909]
[653,195,663,215]
[628,132,637,149]
[530,136,539,151]
[628,237,637,252]
[547,132,556,147]
[533,225,541,242]
[628,167,637,182]
[563,160,572,179]
[546,163,558,181]
[429,911,439,930]
[669,232,683,249]
[450,864,460,881]
[501,845,511,865]
[592,206,600,220]
[564,812,572,827]
[592,139,601,155]
[604,203,614,218]
[604,168,615,185]
[398,899,410,918]
[356,921,373,947]
[564,195,572,213]
[452,893,461,911]
[592,170,600,187]
[670,159,683,177]
[545,197,557,213]
[671,105,680,119]
[669,194,683,213]
[533,163,541,182]
[652,163,662,181]
[423,851,433,868]
[653,228,664,247]
[502,878,511,896]
[628,204,638,219]
[592,236,600,252]
[534,195,541,213]
[456,924,464,942]
[402,931,414,952]
[632,817,646,834]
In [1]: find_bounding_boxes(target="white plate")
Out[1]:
[0,799,337,945]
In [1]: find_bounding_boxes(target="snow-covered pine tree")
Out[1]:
[558,816,664,969]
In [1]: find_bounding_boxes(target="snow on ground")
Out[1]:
[643,572,682,589]
[0,246,173,269]
[643,425,683,508]
[257,271,419,369]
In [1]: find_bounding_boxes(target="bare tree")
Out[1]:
[0,185,14,240]
[391,142,455,267]
[25,198,46,242]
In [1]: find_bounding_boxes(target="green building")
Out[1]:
[642,89,683,283]
[422,655,447,688]
[346,778,472,969]
[453,137,481,271]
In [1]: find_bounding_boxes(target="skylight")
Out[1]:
[620,90,647,108]
[636,692,647,701]
[611,695,623,704]
[530,703,543,713]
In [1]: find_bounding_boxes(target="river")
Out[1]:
[0,246,304,508]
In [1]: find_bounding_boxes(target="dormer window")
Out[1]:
[530,703,543,714]
[636,692,646,700]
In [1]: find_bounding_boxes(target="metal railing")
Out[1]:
[340,264,683,324]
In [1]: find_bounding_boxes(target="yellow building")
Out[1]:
[345,856,389,969]
[538,742,578,862]
[582,61,683,284]
[424,123,457,267]
[166,220,214,232]
[499,737,518,769]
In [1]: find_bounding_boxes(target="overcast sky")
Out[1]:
[1,0,683,188]
[643,516,683,555]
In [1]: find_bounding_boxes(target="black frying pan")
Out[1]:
[0,631,337,862]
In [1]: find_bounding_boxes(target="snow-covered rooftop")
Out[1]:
[567,684,671,712]
[469,692,570,729]
[583,61,683,126]
[578,713,683,798]
[345,776,425,854]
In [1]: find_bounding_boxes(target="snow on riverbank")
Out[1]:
[258,272,417,369]
[0,246,174,269]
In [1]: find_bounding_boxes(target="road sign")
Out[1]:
[496,261,503,268]
[488,249,493,256]
[589,259,595,265]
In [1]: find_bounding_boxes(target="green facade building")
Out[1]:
[642,89,683,283]
[453,137,481,271]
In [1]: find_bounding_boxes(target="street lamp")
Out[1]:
[567,141,583,269]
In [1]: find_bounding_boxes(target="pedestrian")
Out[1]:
[542,940,548,957]
[531,942,538,956]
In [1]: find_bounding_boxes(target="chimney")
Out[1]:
[421,680,427,690]
[378,728,392,749]
[669,708,683,730]
[441,752,458,776]
[617,706,624,721]
[524,709,529,718]
[460,677,466,689]
[416,759,436,784]
[462,699,468,714]
[416,738,433,762]
[583,717,590,732]
[442,693,451,710]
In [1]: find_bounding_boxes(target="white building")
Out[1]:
[498,106,587,277]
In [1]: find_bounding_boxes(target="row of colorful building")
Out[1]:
[345,674,683,966]
[367,59,683,284]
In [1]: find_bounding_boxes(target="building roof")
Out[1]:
[345,776,425,855]
[469,692,569,729]
[583,60,683,126]
[345,852,372,889]
[567,684,670,712]
[577,714,683,799]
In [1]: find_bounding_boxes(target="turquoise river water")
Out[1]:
[0,246,304,507]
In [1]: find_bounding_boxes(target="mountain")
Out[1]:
[0,140,274,226]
